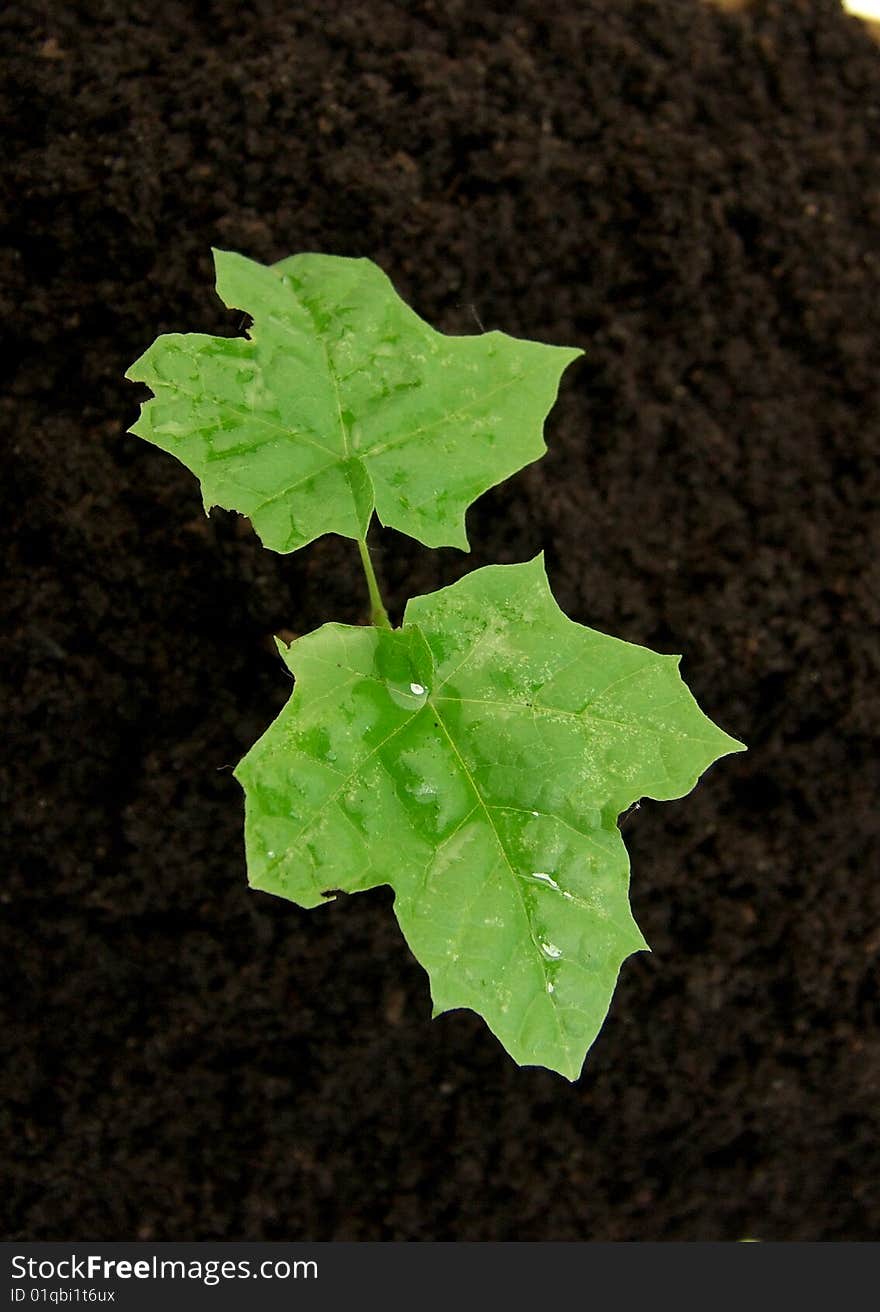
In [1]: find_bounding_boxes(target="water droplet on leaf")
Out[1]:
[530,871,560,890]
[386,680,429,710]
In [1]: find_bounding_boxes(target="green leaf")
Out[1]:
[235,558,744,1079]
[125,250,582,553]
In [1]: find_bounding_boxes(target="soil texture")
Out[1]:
[1,0,879,1240]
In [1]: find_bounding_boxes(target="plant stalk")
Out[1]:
[357,535,391,629]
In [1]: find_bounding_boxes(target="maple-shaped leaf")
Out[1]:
[235,558,744,1079]
[125,250,582,553]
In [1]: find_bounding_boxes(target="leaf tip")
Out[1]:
[522,550,549,584]
[273,633,299,675]
[632,928,652,956]
[210,245,239,292]
[438,516,471,553]
[124,345,153,387]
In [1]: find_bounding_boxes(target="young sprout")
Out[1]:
[126,250,743,1079]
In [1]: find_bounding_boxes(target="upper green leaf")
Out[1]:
[235,558,744,1079]
[125,250,582,553]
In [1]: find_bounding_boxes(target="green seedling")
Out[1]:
[126,250,744,1079]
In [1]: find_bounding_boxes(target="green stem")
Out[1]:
[357,534,391,629]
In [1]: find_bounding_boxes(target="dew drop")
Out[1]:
[531,871,560,890]
[267,850,276,859]
[386,680,429,710]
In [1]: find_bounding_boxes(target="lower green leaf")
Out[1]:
[235,557,744,1078]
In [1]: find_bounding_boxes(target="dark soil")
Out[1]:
[2,0,879,1241]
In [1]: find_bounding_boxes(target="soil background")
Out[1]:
[2,0,879,1241]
